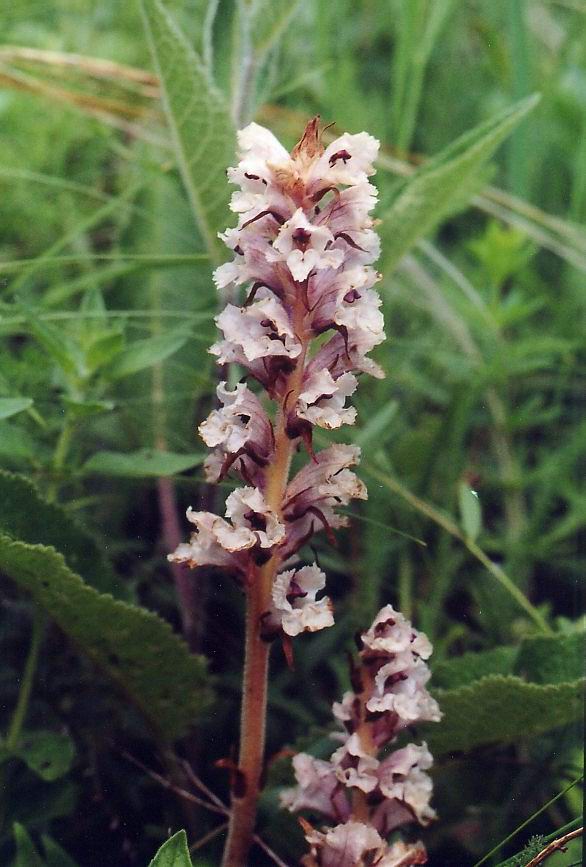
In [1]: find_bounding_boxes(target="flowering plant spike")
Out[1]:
[282,605,442,866]
[170,117,386,865]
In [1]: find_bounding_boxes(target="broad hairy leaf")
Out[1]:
[380,94,540,273]
[163,0,217,66]
[432,645,517,690]
[139,0,235,261]
[0,535,212,742]
[426,674,583,755]
[82,449,204,478]
[148,830,192,867]
[514,632,584,685]
[0,470,124,597]
[426,629,584,753]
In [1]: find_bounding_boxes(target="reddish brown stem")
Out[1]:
[221,296,309,867]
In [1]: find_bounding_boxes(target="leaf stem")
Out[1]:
[5,606,46,752]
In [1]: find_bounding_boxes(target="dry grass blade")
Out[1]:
[0,45,160,96]
[525,826,583,866]
[0,64,152,119]
[1,48,582,271]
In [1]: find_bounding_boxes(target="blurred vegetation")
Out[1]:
[0,1,584,865]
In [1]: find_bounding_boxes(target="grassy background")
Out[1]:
[0,1,584,865]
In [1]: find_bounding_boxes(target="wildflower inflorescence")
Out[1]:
[170,117,384,640]
[282,605,442,866]
[170,117,440,865]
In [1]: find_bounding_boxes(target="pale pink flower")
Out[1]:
[270,564,334,637]
[280,753,349,822]
[268,208,344,282]
[211,297,301,364]
[296,369,358,429]
[303,821,384,867]
[224,487,285,549]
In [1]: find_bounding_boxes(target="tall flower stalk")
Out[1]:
[170,117,385,865]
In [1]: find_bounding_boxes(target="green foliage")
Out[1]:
[12,731,75,782]
[41,836,80,867]
[0,535,212,742]
[428,674,583,755]
[380,94,540,273]
[82,449,204,477]
[11,826,79,867]
[458,481,483,541]
[432,645,518,690]
[139,0,235,260]
[0,470,123,596]
[515,632,585,685]
[106,327,191,381]
[427,631,584,753]
[148,831,192,867]
[250,0,304,61]
[13,823,44,867]
[0,398,33,421]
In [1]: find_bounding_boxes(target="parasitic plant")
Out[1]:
[170,117,439,865]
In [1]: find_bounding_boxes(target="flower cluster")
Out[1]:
[281,606,442,866]
[170,117,384,639]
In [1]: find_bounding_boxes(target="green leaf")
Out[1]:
[148,830,192,867]
[82,449,204,478]
[458,481,482,541]
[13,823,44,867]
[0,422,36,461]
[163,1,217,66]
[353,400,399,451]
[15,731,75,782]
[139,0,235,261]
[426,630,585,753]
[0,470,124,597]
[426,675,583,755]
[26,316,87,380]
[85,330,125,372]
[106,328,190,380]
[0,397,33,420]
[251,0,304,60]
[380,94,541,273]
[0,535,212,741]
[41,836,80,867]
[514,632,585,685]
[61,397,115,419]
[432,645,517,690]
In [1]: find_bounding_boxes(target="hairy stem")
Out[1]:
[221,299,309,867]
